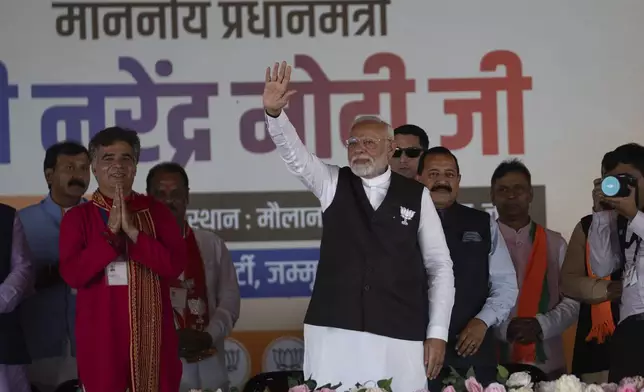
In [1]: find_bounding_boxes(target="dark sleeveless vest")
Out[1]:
[0,203,30,364]
[571,214,621,375]
[440,203,497,367]
[305,167,428,341]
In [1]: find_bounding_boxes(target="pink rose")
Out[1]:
[289,385,310,392]
[631,376,644,389]
[484,383,507,392]
[617,384,636,392]
[621,379,637,387]
[465,377,484,392]
[443,386,457,392]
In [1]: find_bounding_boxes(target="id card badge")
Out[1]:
[170,288,188,309]
[624,263,638,287]
[106,257,129,286]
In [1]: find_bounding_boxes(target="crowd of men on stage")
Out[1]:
[0,130,241,392]
[1,60,643,392]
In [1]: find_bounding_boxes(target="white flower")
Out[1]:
[507,372,533,389]
[364,388,386,392]
[510,387,533,392]
[555,374,583,392]
[584,384,605,392]
[536,381,555,392]
[600,383,618,392]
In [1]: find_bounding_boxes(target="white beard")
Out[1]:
[350,162,376,177]
[350,155,387,178]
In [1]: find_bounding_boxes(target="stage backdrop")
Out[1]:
[1,0,644,387]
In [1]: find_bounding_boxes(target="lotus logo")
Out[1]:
[399,206,416,226]
[262,336,305,373]
[224,338,251,389]
[225,348,240,372]
[272,347,304,371]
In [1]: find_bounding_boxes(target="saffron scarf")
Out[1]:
[172,222,210,330]
[92,190,162,392]
[584,241,616,343]
[510,222,549,364]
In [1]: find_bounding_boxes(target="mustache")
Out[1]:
[350,155,374,164]
[431,184,452,193]
[68,179,86,188]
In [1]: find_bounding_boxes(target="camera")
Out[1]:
[601,173,638,198]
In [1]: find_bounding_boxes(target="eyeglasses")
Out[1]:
[392,147,424,158]
[344,136,387,150]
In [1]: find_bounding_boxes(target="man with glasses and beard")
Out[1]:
[416,147,518,389]
[389,124,429,179]
[146,162,240,392]
[19,141,90,392]
[262,61,455,392]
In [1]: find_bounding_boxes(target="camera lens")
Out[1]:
[601,176,621,197]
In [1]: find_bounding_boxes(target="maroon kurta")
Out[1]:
[59,192,187,392]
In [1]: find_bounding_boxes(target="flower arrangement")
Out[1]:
[286,375,394,392]
[280,372,644,392]
[440,365,509,392]
[287,374,343,392]
[187,389,224,392]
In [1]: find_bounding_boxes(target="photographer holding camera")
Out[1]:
[588,143,644,381]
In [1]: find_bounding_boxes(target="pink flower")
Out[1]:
[621,379,637,387]
[617,384,636,392]
[631,376,644,389]
[443,386,457,392]
[484,383,507,392]
[319,389,335,392]
[465,377,484,392]
[289,385,310,392]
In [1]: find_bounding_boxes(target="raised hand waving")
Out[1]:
[262,61,297,117]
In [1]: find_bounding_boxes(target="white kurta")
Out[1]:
[265,112,456,392]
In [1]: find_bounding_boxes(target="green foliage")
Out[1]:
[376,378,393,392]
[287,375,342,391]
[442,366,469,392]
[496,365,509,384]
[288,376,302,389]
[304,378,318,392]
[441,364,510,391]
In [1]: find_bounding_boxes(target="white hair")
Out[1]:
[351,115,394,138]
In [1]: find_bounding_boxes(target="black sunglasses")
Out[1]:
[393,147,424,158]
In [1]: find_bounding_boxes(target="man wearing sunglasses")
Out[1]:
[389,124,429,179]
[262,61,455,392]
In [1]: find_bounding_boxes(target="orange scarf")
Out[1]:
[171,222,210,331]
[512,223,548,363]
[584,241,616,343]
[92,190,162,392]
